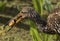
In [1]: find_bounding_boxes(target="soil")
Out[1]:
[0,23,32,41]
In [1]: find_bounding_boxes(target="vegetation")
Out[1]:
[0,0,60,41]
[30,0,60,41]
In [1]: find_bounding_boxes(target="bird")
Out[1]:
[3,7,60,34]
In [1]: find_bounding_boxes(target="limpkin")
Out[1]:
[3,7,60,34]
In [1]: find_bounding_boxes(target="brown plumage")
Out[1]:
[7,7,46,27]
[3,7,47,32]
[43,8,60,34]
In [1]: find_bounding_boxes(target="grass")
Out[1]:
[28,20,42,41]
[28,19,60,41]
[29,0,60,41]
[0,1,6,11]
[0,0,60,41]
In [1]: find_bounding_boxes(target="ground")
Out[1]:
[0,23,32,41]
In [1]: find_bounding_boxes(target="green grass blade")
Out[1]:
[38,0,43,16]
[0,2,6,11]
[32,0,43,17]
[44,0,53,12]
[32,0,39,12]
[27,20,42,41]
